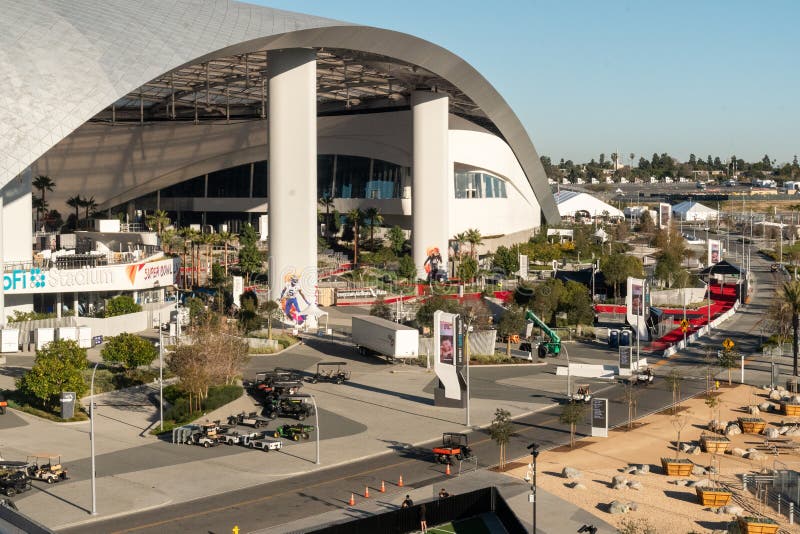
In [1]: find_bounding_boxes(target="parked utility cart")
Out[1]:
[220,430,258,446]
[185,422,223,447]
[571,384,592,403]
[432,433,473,464]
[310,362,350,384]
[266,395,315,421]
[273,424,315,441]
[26,455,68,484]
[227,411,271,429]
[0,470,31,497]
[242,432,283,452]
[246,369,303,396]
[634,368,655,386]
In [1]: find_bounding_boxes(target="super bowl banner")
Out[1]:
[433,310,466,403]
[2,257,180,295]
[658,203,672,229]
[707,239,722,265]
[626,277,648,341]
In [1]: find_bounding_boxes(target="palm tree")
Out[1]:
[452,232,468,260]
[78,196,97,228]
[146,209,170,234]
[66,195,82,228]
[781,280,800,376]
[318,195,334,238]
[347,208,363,265]
[32,196,48,228]
[199,232,216,285]
[364,207,383,246]
[33,175,55,205]
[217,231,236,275]
[465,228,483,259]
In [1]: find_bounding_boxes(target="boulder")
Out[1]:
[681,443,692,452]
[638,464,650,473]
[759,402,773,412]
[707,465,718,475]
[786,427,800,437]
[779,426,790,435]
[726,424,742,437]
[689,478,711,488]
[730,447,746,457]
[794,395,800,404]
[764,427,780,439]
[748,452,766,462]
[628,501,638,511]
[571,482,586,490]
[609,500,630,514]
[748,406,760,416]
[778,384,786,391]
[692,465,707,476]
[562,467,582,479]
[769,390,783,401]
[691,446,702,456]
[628,481,642,491]
[673,479,689,486]
[782,393,794,401]
[623,466,637,474]
[719,505,744,516]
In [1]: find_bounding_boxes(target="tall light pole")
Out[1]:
[707,264,715,334]
[527,443,539,534]
[158,313,164,431]
[89,362,99,516]
[311,394,320,465]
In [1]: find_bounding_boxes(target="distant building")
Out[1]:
[554,191,624,221]
[672,201,718,222]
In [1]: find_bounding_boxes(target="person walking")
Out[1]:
[401,495,413,508]
[419,503,427,533]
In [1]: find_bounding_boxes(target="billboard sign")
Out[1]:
[591,398,608,438]
[626,277,648,341]
[658,203,672,229]
[434,311,466,401]
[708,239,721,265]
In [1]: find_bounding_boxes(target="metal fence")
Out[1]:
[742,472,800,524]
[304,486,525,534]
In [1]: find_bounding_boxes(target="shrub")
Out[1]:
[101,332,158,370]
[162,384,243,425]
[104,295,142,317]
[17,339,88,411]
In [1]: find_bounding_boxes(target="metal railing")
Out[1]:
[742,472,800,524]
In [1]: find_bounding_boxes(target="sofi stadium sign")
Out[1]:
[3,257,180,294]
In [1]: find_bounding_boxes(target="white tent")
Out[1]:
[672,201,718,222]
[553,191,624,220]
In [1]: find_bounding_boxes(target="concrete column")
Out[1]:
[267,48,318,323]
[412,91,451,280]
[56,293,62,319]
[73,296,79,317]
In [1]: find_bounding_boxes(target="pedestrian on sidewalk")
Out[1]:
[401,495,413,508]
[438,488,450,499]
[419,503,427,533]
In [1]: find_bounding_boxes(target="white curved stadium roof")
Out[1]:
[554,190,624,219]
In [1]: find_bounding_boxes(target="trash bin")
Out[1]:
[60,392,76,419]
[609,329,620,348]
[620,330,631,347]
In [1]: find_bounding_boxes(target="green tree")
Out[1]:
[101,332,158,370]
[348,209,363,264]
[497,305,526,356]
[456,256,478,283]
[397,254,418,281]
[364,207,384,248]
[717,348,738,385]
[492,246,519,278]
[237,224,262,284]
[415,295,461,330]
[387,226,406,255]
[529,278,564,323]
[66,195,82,228]
[488,408,514,470]
[318,195,334,238]
[32,196,48,227]
[33,175,55,205]
[664,369,684,413]
[370,296,392,320]
[559,401,586,448]
[79,195,98,223]
[559,281,593,325]
[637,211,655,234]
[780,280,800,376]
[146,209,170,234]
[17,340,88,411]
[104,295,142,317]
[259,300,280,340]
[600,254,644,298]
[465,228,483,259]
[238,290,260,333]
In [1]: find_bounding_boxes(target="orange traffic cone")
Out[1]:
[380,480,386,493]
[365,486,370,498]
[398,475,404,487]
[445,463,451,476]
[349,493,355,506]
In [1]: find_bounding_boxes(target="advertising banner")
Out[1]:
[707,239,721,265]
[626,277,648,342]
[434,311,466,402]
[2,257,180,295]
[658,203,672,229]
[591,398,609,438]
[232,276,244,308]
[518,254,529,280]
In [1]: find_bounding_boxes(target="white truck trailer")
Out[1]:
[351,315,419,360]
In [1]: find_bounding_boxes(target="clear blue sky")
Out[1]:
[254,0,798,165]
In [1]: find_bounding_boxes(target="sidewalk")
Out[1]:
[266,469,614,534]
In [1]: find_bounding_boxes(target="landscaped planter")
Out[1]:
[696,487,732,506]
[738,417,767,434]
[700,435,731,454]
[661,457,693,476]
[781,402,800,417]
[737,516,779,534]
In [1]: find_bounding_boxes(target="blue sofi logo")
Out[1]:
[3,269,46,291]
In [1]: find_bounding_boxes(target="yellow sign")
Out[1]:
[723,338,735,351]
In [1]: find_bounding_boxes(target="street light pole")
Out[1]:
[89,362,99,516]
[158,313,164,432]
[527,443,539,534]
[310,394,320,465]
[707,265,715,335]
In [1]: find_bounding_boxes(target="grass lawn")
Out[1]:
[428,516,491,534]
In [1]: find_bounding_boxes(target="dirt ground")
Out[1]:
[505,384,800,534]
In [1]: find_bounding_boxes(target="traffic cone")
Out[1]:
[398,475,404,487]
[445,463,451,476]
[365,486,370,498]
[349,493,355,506]
[380,480,386,493]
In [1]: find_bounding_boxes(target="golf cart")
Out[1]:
[634,367,655,386]
[432,433,473,464]
[0,470,31,497]
[310,362,351,384]
[220,429,259,446]
[273,423,315,441]
[571,384,592,403]
[241,431,283,452]
[227,411,271,429]
[186,422,222,447]
[0,393,6,415]
[26,455,69,484]
[265,394,315,421]
[246,369,303,398]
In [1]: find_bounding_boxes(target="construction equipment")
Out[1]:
[634,368,655,386]
[0,393,7,415]
[525,310,561,357]
[571,384,592,403]
[227,411,271,429]
[432,433,473,464]
[25,455,69,484]
[265,394,315,421]
[273,423,315,441]
[310,362,351,384]
[241,431,283,452]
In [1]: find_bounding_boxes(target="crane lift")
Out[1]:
[525,310,561,358]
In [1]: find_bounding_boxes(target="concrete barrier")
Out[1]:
[555,363,617,379]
